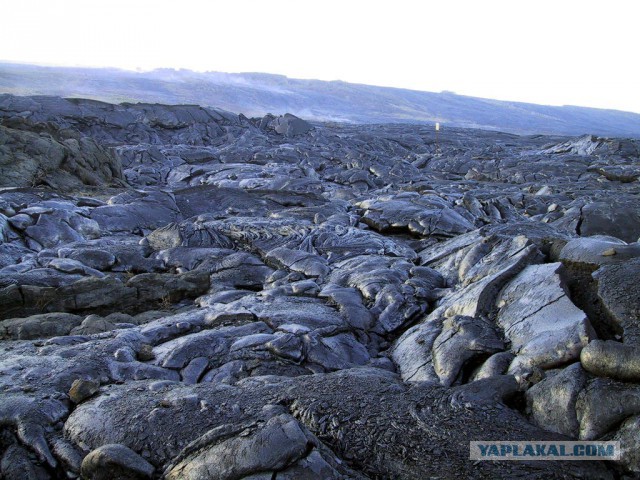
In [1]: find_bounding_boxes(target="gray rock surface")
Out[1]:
[68,379,100,404]
[495,262,595,374]
[1,94,637,478]
[612,415,640,474]
[0,124,125,189]
[576,378,640,440]
[525,363,587,437]
[81,443,154,480]
[270,113,313,137]
[581,339,640,382]
[592,258,640,345]
[0,312,83,339]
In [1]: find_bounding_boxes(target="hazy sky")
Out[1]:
[2,0,639,112]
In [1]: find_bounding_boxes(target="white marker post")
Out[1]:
[435,122,440,155]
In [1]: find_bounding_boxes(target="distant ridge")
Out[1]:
[1,62,640,138]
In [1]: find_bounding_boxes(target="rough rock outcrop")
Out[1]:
[0,124,125,189]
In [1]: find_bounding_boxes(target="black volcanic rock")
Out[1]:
[271,113,313,136]
[1,94,639,478]
[0,124,125,189]
[579,198,640,242]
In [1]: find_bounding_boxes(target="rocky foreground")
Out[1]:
[0,94,639,479]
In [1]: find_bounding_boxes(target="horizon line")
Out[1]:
[2,59,640,116]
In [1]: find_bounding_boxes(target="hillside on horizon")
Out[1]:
[2,62,640,138]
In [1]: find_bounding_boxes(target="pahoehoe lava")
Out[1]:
[1,93,639,479]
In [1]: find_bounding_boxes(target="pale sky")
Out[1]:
[2,0,639,113]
